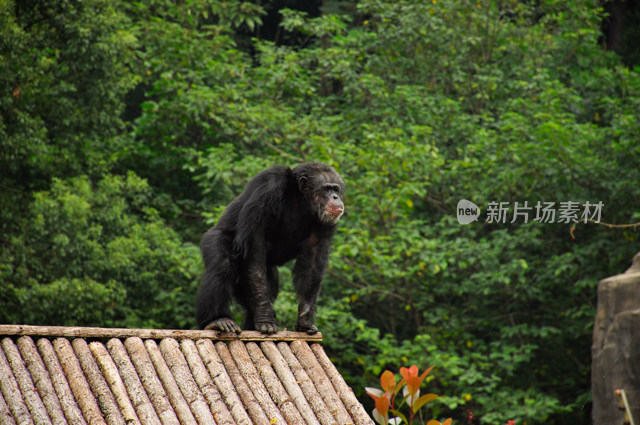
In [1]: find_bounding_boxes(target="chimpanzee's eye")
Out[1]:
[324,184,341,194]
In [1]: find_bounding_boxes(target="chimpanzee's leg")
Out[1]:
[196,229,241,333]
[240,235,279,334]
[241,265,279,331]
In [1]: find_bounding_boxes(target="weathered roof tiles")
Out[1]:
[0,325,373,425]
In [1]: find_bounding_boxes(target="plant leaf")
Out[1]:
[374,392,390,417]
[394,378,406,396]
[419,366,434,380]
[381,370,397,393]
[413,393,438,411]
[389,409,407,424]
[366,387,384,398]
[373,409,385,425]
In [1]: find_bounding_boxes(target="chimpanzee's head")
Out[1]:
[294,162,345,226]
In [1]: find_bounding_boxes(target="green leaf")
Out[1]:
[412,393,438,411]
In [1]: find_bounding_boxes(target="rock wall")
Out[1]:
[592,252,640,424]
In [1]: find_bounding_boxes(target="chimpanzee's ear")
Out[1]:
[298,176,309,192]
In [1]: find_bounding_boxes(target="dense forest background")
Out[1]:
[2,0,640,423]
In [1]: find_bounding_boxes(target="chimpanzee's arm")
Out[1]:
[292,231,334,334]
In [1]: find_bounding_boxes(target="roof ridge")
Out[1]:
[0,324,322,342]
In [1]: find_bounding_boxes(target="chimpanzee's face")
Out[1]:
[299,170,345,226]
[316,180,344,225]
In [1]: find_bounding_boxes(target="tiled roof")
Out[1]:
[0,325,373,425]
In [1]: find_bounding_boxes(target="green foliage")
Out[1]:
[118,0,268,235]
[0,174,200,329]
[0,0,134,182]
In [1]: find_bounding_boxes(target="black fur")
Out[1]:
[196,162,345,334]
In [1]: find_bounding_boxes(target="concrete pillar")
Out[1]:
[592,252,640,424]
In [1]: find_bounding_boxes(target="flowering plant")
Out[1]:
[365,365,452,425]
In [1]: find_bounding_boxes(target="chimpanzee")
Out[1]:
[196,162,345,334]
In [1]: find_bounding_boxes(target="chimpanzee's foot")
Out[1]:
[295,323,318,335]
[296,302,318,334]
[255,321,278,334]
[204,318,241,334]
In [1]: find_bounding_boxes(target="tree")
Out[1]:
[0,173,200,329]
